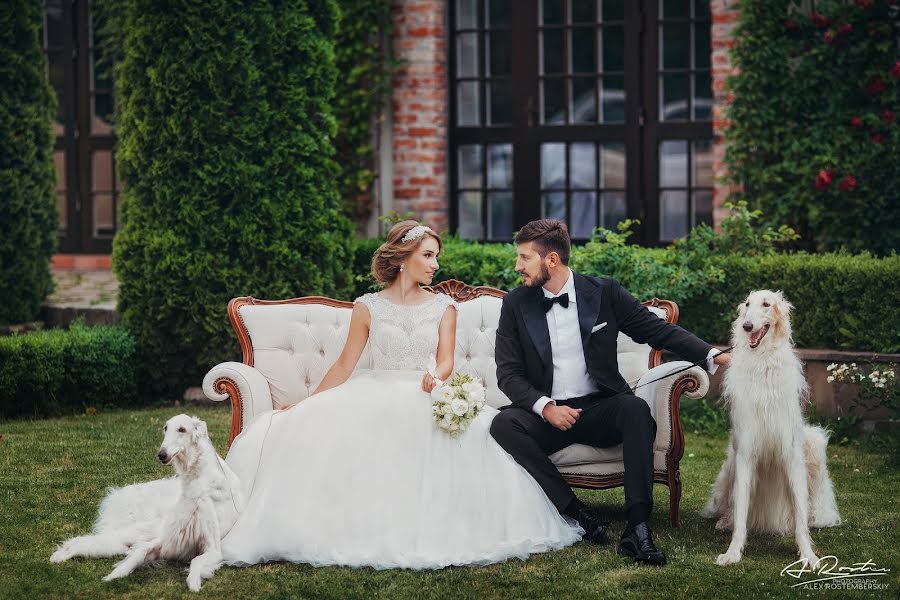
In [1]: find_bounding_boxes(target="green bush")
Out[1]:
[0,2,57,324]
[726,0,900,255]
[112,0,355,395]
[0,323,138,418]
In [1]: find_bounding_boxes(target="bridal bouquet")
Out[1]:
[429,370,487,438]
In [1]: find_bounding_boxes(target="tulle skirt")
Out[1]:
[220,369,582,569]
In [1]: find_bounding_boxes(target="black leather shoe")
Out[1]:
[574,506,609,545]
[617,522,667,565]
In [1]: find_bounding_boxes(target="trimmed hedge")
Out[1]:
[351,237,899,353]
[112,0,355,395]
[0,2,57,324]
[0,323,138,418]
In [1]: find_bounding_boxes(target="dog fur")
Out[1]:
[50,414,244,591]
[702,290,840,567]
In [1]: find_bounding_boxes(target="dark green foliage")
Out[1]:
[334,0,394,221]
[0,2,57,324]
[112,0,355,395]
[726,0,900,254]
[680,398,730,437]
[0,323,138,418]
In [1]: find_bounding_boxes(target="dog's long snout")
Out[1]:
[157,450,168,463]
[742,321,753,332]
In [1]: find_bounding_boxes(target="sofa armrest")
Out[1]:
[202,361,274,446]
[634,361,709,459]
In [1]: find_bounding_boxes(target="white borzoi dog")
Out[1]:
[50,414,244,592]
[702,290,840,567]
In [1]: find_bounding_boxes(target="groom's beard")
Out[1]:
[522,263,551,288]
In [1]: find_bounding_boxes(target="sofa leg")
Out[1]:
[668,469,682,528]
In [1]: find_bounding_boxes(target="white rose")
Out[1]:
[826,376,834,383]
[440,387,454,403]
[451,398,469,417]
[442,413,453,426]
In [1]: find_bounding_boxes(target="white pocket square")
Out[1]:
[591,322,608,334]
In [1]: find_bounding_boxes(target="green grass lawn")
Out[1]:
[1,405,897,599]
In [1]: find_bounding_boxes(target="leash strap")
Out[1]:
[628,346,733,393]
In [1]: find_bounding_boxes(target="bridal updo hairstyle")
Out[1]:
[371,220,443,286]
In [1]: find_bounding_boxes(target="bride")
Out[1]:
[221,221,583,569]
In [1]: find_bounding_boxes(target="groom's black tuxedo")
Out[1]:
[491,271,714,520]
[495,272,712,410]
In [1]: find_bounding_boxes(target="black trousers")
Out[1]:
[489,391,656,516]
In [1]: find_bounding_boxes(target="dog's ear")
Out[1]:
[773,290,793,319]
[190,417,208,440]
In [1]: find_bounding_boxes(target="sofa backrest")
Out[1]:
[229,281,676,410]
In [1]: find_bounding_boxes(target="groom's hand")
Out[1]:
[542,403,582,431]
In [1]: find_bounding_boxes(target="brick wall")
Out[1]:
[390,1,449,232]
[710,0,742,226]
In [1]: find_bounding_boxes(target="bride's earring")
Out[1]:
[400,265,404,272]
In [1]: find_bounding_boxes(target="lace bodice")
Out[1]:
[355,292,458,371]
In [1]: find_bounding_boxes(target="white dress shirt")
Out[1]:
[532,269,720,419]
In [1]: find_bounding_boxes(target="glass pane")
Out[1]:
[458,192,483,239]
[600,75,625,123]
[57,192,67,228]
[571,77,596,123]
[53,151,66,193]
[542,29,564,74]
[541,0,564,25]
[542,192,566,220]
[489,31,511,76]
[601,25,624,72]
[693,72,712,120]
[541,143,566,189]
[457,33,479,78]
[48,52,65,135]
[45,3,64,49]
[456,81,481,126]
[542,78,566,124]
[660,140,688,187]
[487,79,512,125]
[92,151,113,192]
[602,0,625,21]
[662,0,690,19]
[694,22,710,69]
[573,0,595,22]
[488,192,514,240]
[601,191,626,227]
[487,0,511,27]
[661,23,690,70]
[693,139,713,187]
[660,73,689,121]
[600,142,626,188]
[456,0,478,29]
[660,190,689,240]
[693,190,713,227]
[92,93,114,134]
[458,144,483,189]
[572,27,596,73]
[570,142,596,189]
[487,143,513,188]
[570,192,597,238]
[694,0,710,18]
[93,193,114,235]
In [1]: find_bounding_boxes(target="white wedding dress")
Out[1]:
[220,292,582,569]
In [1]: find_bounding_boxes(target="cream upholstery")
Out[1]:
[203,287,709,526]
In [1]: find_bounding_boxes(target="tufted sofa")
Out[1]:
[203,280,709,526]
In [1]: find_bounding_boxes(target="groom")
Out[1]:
[490,219,729,566]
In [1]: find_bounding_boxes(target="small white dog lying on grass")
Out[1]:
[50,414,244,592]
[702,290,840,567]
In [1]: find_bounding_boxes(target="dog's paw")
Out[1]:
[799,553,821,569]
[102,572,121,582]
[49,547,72,563]
[716,550,742,566]
[186,574,203,592]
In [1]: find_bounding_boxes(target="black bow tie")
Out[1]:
[542,293,569,313]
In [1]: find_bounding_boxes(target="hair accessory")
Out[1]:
[401,225,433,243]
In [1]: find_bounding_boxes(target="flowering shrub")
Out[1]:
[726,0,899,255]
[826,362,898,430]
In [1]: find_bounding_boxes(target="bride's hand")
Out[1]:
[422,372,438,393]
